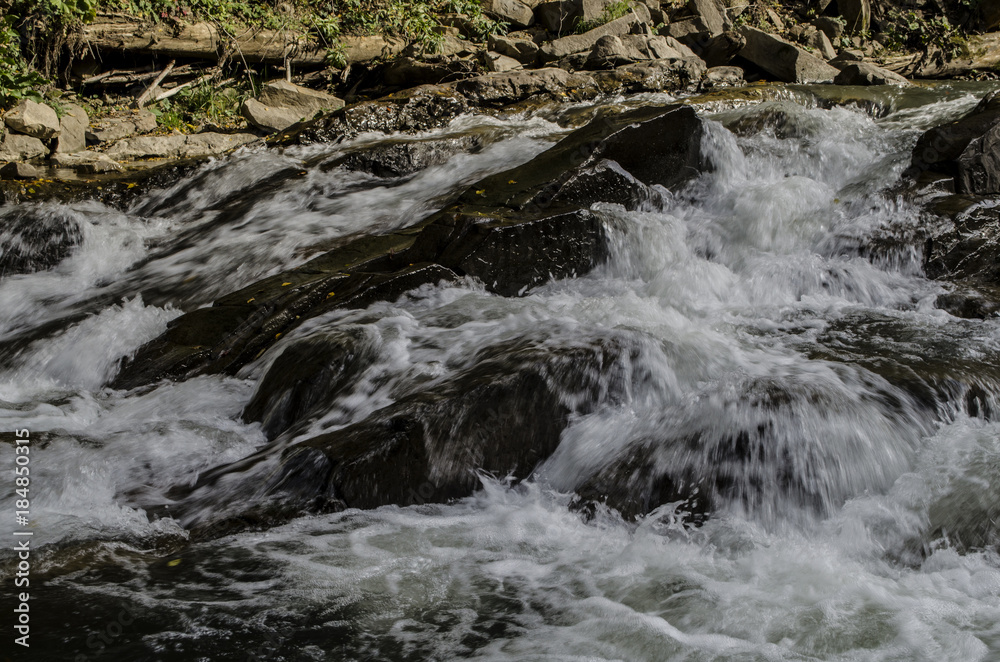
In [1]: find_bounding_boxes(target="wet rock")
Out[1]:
[0,131,46,161]
[326,134,485,178]
[538,7,649,63]
[465,103,710,211]
[199,335,641,522]
[242,79,345,133]
[54,103,89,154]
[116,104,707,388]
[0,206,82,275]
[0,162,42,179]
[923,201,1000,287]
[488,34,540,64]
[833,62,910,86]
[275,88,471,146]
[737,26,840,83]
[103,132,260,161]
[908,91,1000,192]
[3,99,60,140]
[0,162,41,179]
[838,0,870,34]
[955,124,1000,196]
[527,158,667,211]
[482,0,535,28]
[242,327,380,439]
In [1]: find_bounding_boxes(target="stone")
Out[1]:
[242,327,380,439]
[0,162,41,179]
[535,0,619,34]
[703,65,745,87]
[0,131,47,161]
[132,108,157,133]
[482,0,535,29]
[829,48,864,69]
[383,57,455,86]
[690,0,727,36]
[956,124,1000,196]
[103,132,260,161]
[838,0,870,34]
[592,57,708,95]
[586,34,684,69]
[114,103,710,390]
[54,103,89,154]
[833,62,910,86]
[908,92,1000,192]
[3,99,60,140]
[806,29,838,61]
[454,68,600,107]
[488,34,540,64]
[764,7,785,31]
[483,51,524,73]
[242,80,345,133]
[0,206,82,275]
[813,16,844,41]
[327,135,484,178]
[538,6,650,62]
[86,110,156,144]
[737,26,840,83]
[50,151,122,172]
[698,29,746,67]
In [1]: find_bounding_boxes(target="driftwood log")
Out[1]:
[80,15,407,67]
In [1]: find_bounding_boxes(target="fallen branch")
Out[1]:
[151,73,230,103]
[135,60,176,107]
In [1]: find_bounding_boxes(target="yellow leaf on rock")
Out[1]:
[281,282,291,286]
[167,559,181,567]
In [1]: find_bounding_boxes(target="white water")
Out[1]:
[2,83,1000,661]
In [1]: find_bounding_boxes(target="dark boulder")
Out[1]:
[955,123,1000,196]
[242,326,380,439]
[923,199,1000,287]
[325,134,486,178]
[165,333,647,533]
[0,206,83,276]
[115,103,710,389]
[907,91,1000,193]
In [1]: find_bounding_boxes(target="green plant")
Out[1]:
[0,18,48,106]
[881,9,969,58]
[575,0,632,34]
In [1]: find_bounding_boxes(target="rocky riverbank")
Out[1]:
[2,0,999,196]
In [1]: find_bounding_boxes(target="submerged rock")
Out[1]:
[168,333,645,533]
[243,327,380,439]
[326,134,485,178]
[0,206,83,276]
[115,103,708,387]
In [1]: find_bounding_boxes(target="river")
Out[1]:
[2,82,1000,661]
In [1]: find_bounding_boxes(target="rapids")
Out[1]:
[3,82,1000,661]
